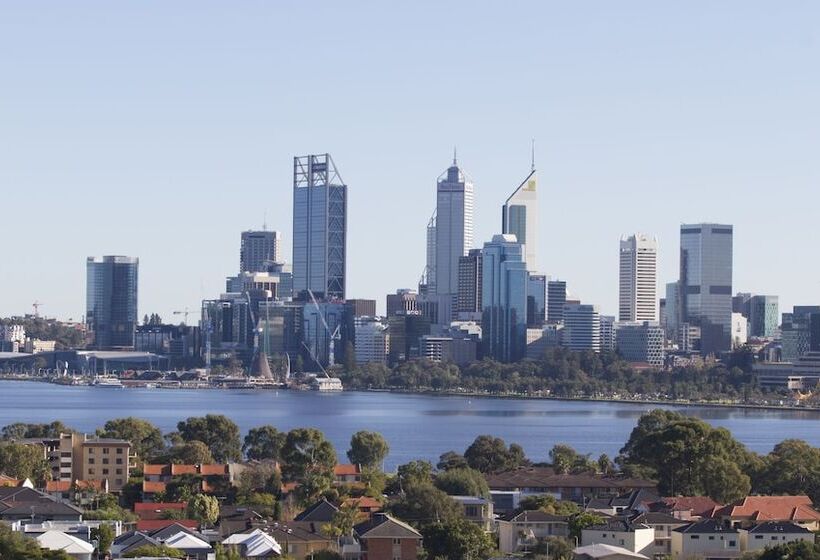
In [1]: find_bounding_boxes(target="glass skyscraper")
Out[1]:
[481,234,528,362]
[292,154,347,300]
[502,168,538,270]
[86,256,139,349]
[679,223,733,355]
[240,230,282,273]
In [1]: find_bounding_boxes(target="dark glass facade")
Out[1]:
[86,256,139,349]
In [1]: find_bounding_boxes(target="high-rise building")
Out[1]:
[781,306,820,361]
[292,154,347,300]
[354,319,389,365]
[388,314,431,365]
[481,234,528,362]
[664,281,680,340]
[502,167,538,269]
[435,154,474,320]
[616,322,665,366]
[527,274,547,328]
[346,299,377,319]
[679,223,733,355]
[599,315,616,352]
[457,249,483,317]
[424,210,437,294]
[240,230,282,273]
[547,280,567,324]
[302,301,350,369]
[386,289,419,317]
[563,303,601,352]
[749,295,779,338]
[86,256,139,350]
[619,234,658,322]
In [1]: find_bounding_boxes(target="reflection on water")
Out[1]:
[0,381,817,470]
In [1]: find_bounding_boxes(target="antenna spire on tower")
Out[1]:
[262,211,268,231]
[453,146,457,166]
[531,138,535,172]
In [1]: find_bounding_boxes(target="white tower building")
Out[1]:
[619,234,658,322]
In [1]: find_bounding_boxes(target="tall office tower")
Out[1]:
[563,303,601,352]
[781,306,820,361]
[457,249,483,317]
[679,223,733,355]
[240,230,282,273]
[481,234,528,362]
[527,274,547,328]
[435,154,474,321]
[616,322,665,366]
[618,234,658,322]
[547,280,567,324]
[423,210,437,294]
[386,289,419,317]
[664,281,680,340]
[292,154,347,300]
[86,256,139,350]
[502,166,538,269]
[599,315,616,352]
[749,295,779,338]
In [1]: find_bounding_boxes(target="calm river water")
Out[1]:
[0,381,817,469]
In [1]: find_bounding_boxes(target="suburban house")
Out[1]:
[342,496,383,518]
[222,528,282,557]
[0,475,33,488]
[628,512,688,558]
[451,495,494,532]
[573,543,650,560]
[133,501,187,520]
[35,530,95,560]
[738,521,815,553]
[20,433,134,492]
[581,518,655,557]
[651,496,723,520]
[354,513,423,560]
[44,479,108,506]
[217,505,272,537]
[587,489,660,516]
[334,464,363,484]
[710,495,820,531]
[111,522,214,560]
[0,487,83,524]
[496,509,569,553]
[294,498,340,522]
[142,462,237,482]
[671,519,740,559]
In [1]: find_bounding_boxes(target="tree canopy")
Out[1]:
[464,435,528,474]
[243,425,286,462]
[280,428,336,482]
[434,467,490,498]
[421,519,495,560]
[96,417,164,462]
[347,430,389,470]
[175,415,242,462]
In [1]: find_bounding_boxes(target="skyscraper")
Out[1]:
[292,154,347,300]
[86,256,139,350]
[679,223,733,355]
[619,234,658,322]
[435,154,474,321]
[240,230,282,273]
[457,249,483,317]
[481,234,528,362]
[502,167,538,270]
[547,280,567,324]
[749,295,779,338]
[527,274,547,328]
[563,303,601,352]
[424,209,437,294]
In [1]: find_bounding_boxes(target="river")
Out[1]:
[0,381,818,469]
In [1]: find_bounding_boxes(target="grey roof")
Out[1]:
[586,518,650,533]
[354,513,422,539]
[500,509,569,523]
[450,496,491,506]
[675,519,738,534]
[150,522,205,542]
[294,498,339,522]
[629,512,686,526]
[746,521,812,534]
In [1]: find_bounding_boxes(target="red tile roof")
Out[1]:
[136,519,199,531]
[0,476,23,487]
[134,502,188,520]
[334,464,361,476]
[660,496,723,518]
[343,496,383,511]
[199,464,228,476]
[170,464,198,476]
[45,480,107,493]
[712,496,820,523]
[142,464,170,476]
[142,481,167,494]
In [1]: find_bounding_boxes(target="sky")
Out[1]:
[0,1,818,321]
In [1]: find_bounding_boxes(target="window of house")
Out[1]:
[690,535,699,540]
[88,448,94,454]
[102,468,109,475]
[116,448,123,454]
[619,539,624,546]
[771,536,777,540]
[103,448,109,454]
[116,469,122,475]
[116,478,123,485]
[102,458,109,465]
[88,468,95,475]
[709,536,715,540]
[729,541,736,547]
[393,539,401,545]
[755,535,764,539]
[88,458,95,464]
[116,458,123,465]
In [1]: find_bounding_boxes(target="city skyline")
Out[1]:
[1,2,817,321]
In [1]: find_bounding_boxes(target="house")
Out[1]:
[711,495,820,531]
[259,521,337,558]
[334,464,363,484]
[134,501,187,520]
[739,521,815,553]
[650,496,722,520]
[354,513,423,560]
[135,518,199,532]
[573,543,649,560]
[486,467,656,504]
[451,496,494,532]
[20,433,134,492]
[341,496,383,518]
[671,519,740,559]
[140,480,167,500]
[45,479,108,506]
[217,505,272,537]
[627,512,687,558]
[587,489,660,517]
[111,522,214,560]
[581,518,655,558]
[11,519,123,541]
[35,530,95,560]
[0,487,84,524]
[0,475,33,488]
[497,509,569,553]
[294,498,340,522]
[222,528,282,558]
[142,463,233,482]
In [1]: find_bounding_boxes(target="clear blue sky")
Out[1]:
[1,1,818,321]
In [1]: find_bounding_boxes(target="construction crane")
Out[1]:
[172,308,194,324]
[307,290,341,372]
[32,301,43,318]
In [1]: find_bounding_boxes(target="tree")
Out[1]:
[187,494,220,526]
[280,428,336,481]
[91,523,115,559]
[96,417,164,462]
[437,451,468,471]
[343,341,356,373]
[347,431,389,470]
[421,519,495,560]
[0,523,72,559]
[434,468,489,498]
[755,541,820,560]
[243,425,286,461]
[597,453,614,475]
[175,415,242,462]
[758,439,820,503]
[237,462,282,500]
[1,421,73,440]
[123,544,184,558]
[532,536,574,560]
[323,500,362,538]
[549,444,593,475]
[389,483,462,526]
[0,442,51,484]
[569,512,604,540]
[464,435,526,474]
[519,494,580,516]
[396,460,434,487]
[164,474,204,503]
[168,441,215,464]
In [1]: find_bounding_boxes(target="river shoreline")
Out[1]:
[1,374,817,414]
